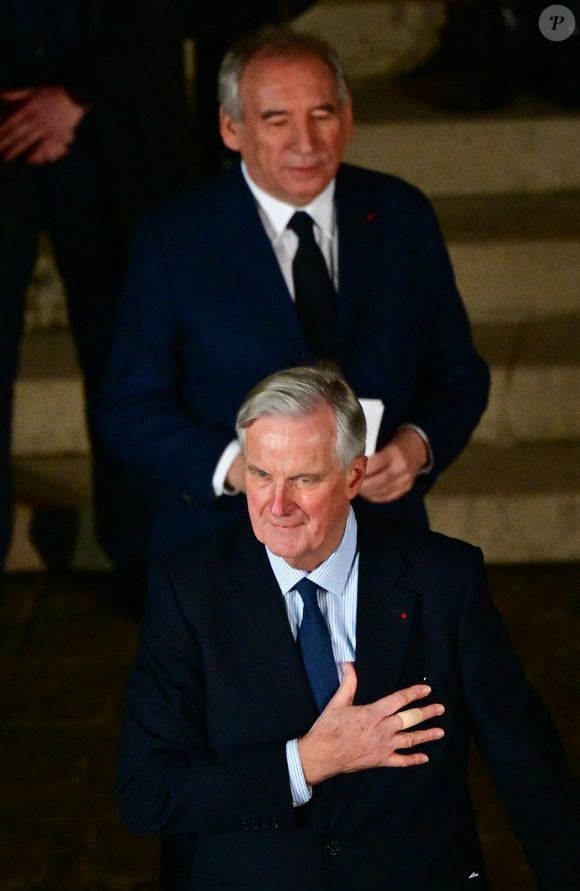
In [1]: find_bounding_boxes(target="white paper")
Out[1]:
[359,398,384,456]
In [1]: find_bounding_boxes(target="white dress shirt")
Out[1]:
[267,507,359,807]
[211,165,432,496]
[241,161,338,294]
[212,165,338,497]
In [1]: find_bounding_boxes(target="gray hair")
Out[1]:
[236,364,366,468]
[218,27,351,122]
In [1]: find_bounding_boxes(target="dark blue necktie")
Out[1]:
[295,578,339,711]
[287,211,336,359]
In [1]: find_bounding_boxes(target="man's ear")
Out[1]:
[346,456,367,501]
[219,108,241,152]
[342,100,354,144]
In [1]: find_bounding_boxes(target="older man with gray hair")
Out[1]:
[102,26,489,563]
[119,365,578,891]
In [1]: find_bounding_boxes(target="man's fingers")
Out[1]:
[363,451,390,478]
[386,727,446,766]
[26,142,70,165]
[0,89,32,102]
[385,751,430,767]
[0,111,45,156]
[0,101,34,134]
[369,685,444,730]
[328,661,357,708]
[398,706,426,730]
[396,727,445,749]
[397,703,445,731]
[359,468,413,504]
[0,130,42,161]
[375,683,432,715]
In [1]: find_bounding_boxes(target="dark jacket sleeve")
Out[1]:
[100,210,237,501]
[397,188,490,479]
[118,556,295,835]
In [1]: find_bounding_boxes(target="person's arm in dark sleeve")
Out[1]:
[403,192,490,480]
[99,212,237,503]
[118,557,295,835]
[359,187,489,505]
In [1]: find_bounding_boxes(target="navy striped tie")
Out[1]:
[295,578,339,711]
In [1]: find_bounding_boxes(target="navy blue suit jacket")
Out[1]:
[102,162,489,554]
[118,512,579,890]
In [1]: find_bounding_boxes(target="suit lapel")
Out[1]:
[330,514,418,827]
[354,524,417,705]
[224,523,319,736]
[209,165,308,356]
[208,164,387,363]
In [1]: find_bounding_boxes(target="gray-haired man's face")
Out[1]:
[220,52,353,207]
[243,404,365,571]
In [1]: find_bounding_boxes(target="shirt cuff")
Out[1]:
[397,424,434,475]
[212,440,242,496]
[285,739,312,807]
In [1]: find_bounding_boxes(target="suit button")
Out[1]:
[271,817,280,829]
[325,840,341,856]
[241,819,250,831]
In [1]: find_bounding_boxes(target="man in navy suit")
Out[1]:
[119,364,578,890]
[101,27,490,559]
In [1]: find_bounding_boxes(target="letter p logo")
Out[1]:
[539,5,576,41]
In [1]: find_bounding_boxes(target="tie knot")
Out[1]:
[295,577,323,607]
[288,211,316,241]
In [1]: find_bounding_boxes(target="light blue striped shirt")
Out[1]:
[266,508,359,806]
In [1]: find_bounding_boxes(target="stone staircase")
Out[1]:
[7,20,580,569]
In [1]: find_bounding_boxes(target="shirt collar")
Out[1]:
[241,161,336,240]
[266,507,357,596]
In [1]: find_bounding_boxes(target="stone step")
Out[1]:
[13,330,89,456]
[474,315,580,444]
[434,191,580,323]
[347,115,580,197]
[6,457,111,573]
[12,317,579,456]
[434,191,580,244]
[295,1,447,81]
[6,441,579,570]
[426,441,580,563]
[450,238,580,325]
[346,108,580,197]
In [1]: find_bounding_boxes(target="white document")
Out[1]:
[359,398,384,457]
